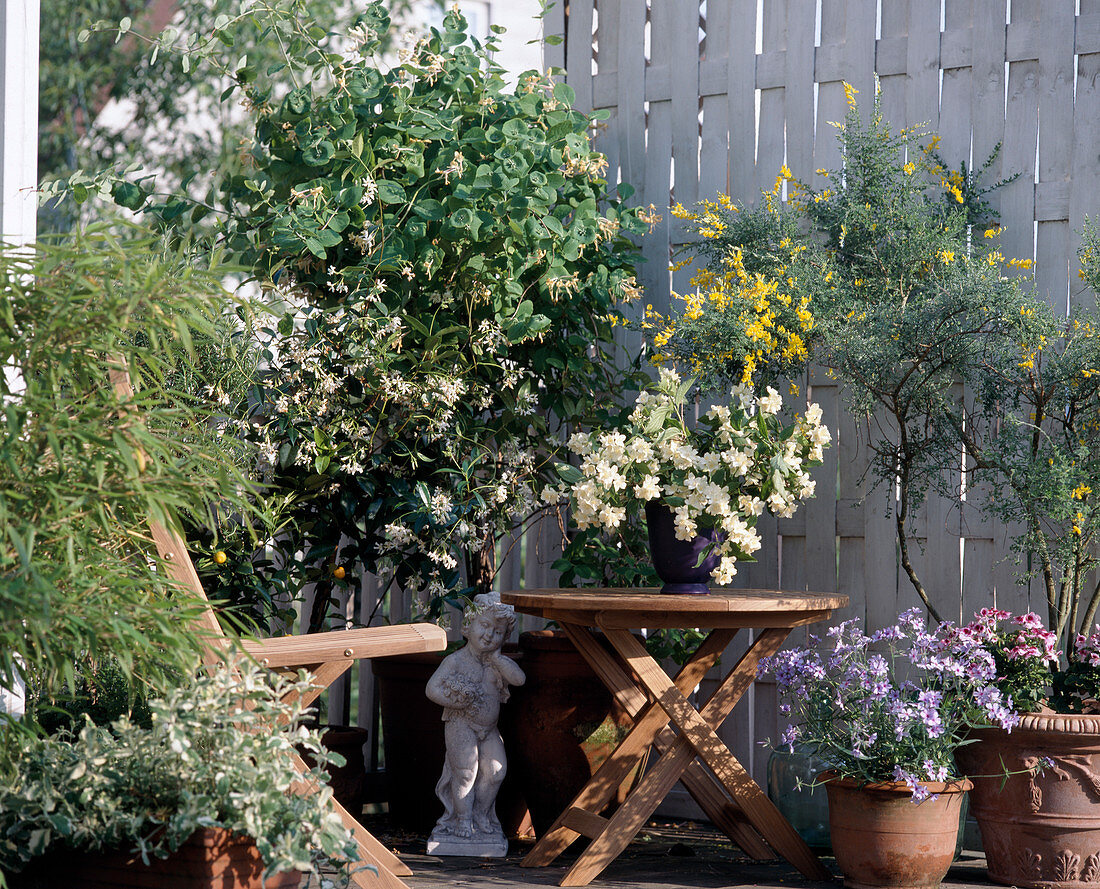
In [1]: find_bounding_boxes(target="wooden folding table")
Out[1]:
[500,588,847,887]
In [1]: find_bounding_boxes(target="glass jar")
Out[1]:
[766,745,832,850]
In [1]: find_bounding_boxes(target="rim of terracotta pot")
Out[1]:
[1011,711,1100,735]
[819,769,972,794]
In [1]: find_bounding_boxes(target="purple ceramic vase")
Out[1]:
[644,501,724,595]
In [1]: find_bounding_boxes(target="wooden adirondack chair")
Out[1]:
[110,367,446,889]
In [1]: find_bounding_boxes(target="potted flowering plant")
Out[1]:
[951,608,1100,889]
[548,367,830,594]
[0,664,361,888]
[758,608,1020,889]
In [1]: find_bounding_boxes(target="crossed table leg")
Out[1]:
[520,623,830,887]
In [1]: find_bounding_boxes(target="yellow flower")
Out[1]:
[842,81,859,107]
[940,250,955,264]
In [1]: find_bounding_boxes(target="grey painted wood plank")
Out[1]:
[939,0,973,168]
[877,0,910,129]
[784,0,816,180]
[998,0,1039,283]
[543,0,565,72]
[906,0,942,135]
[565,0,594,113]
[803,377,839,598]
[642,0,674,319]
[845,0,877,127]
[726,0,758,199]
[616,0,647,199]
[970,0,1007,206]
[814,0,848,179]
[671,0,702,208]
[1035,0,1075,311]
[1070,1,1100,311]
[593,0,621,187]
[754,0,787,198]
[699,0,731,199]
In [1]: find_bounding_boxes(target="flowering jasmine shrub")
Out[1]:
[758,609,1020,800]
[87,2,651,620]
[548,367,830,585]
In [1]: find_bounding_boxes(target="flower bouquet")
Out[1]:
[547,367,830,589]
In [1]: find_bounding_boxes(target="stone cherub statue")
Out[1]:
[425,592,525,857]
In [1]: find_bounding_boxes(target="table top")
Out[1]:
[501,588,848,629]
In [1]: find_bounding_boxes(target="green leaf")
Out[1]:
[552,82,576,106]
[376,181,407,204]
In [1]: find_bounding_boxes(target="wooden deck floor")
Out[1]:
[309,819,997,889]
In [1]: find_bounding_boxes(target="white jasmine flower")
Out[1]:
[634,475,661,501]
[758,386,783,415]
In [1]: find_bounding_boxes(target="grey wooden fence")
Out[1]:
[539,0,1100,803]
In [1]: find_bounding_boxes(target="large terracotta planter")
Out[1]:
[373,648,531,838]
[824,773,971,889]
[503,629,642,839]
[956,714,1100,888]
[9,828,301,889]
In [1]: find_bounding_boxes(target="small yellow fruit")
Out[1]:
[214,551,227,565]
[332,565,346,579]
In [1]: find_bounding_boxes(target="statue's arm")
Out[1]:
[426,656,461,706]
[493,653,526,687]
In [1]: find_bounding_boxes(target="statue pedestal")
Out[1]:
[426,834,508,858]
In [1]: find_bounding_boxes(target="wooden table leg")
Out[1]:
[606,628,830,882]
[562,625,773,861]
[522,624,733,867]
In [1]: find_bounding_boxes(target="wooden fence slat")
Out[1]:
[725,0,758,197]
[905,0,942,137]
[699,1,731,198]
[566,0,595,113]
[1071,0,1100,311]
[671,0,701,208]
[877,0,910,127]
[784,0,816,181]
[939,0,974,167]
[755,1,788,198]
[971,0,1007,202]
[814,0,847,179]
[593,0,621,186]
[1035,0,1075,310]
[999,0,1039,273]
[616,0,647,203]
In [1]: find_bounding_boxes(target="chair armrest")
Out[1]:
[240,623,447,669]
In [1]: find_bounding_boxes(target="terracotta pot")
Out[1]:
[644,501,724,595]
[10,828,301,889]
[373,647,532,838]
[956,714,1100,888]
[503,630,642,839]
[824,772,971,889]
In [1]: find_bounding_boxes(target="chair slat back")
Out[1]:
[109,365,228,663]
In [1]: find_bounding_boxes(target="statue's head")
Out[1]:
[462,592,516,639]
